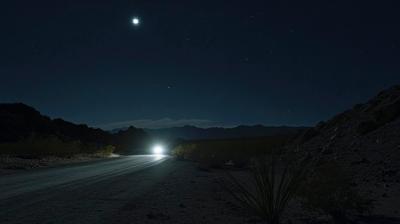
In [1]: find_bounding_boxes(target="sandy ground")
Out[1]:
[108,161,400,224]
[109,161,260,224]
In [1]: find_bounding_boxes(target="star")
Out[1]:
[132,17,140,26]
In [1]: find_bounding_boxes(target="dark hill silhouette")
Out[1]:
[0,103,149,154]
[0,103,54,142]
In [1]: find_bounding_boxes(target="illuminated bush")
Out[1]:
[172,143,197,160]
[93,145,116,157]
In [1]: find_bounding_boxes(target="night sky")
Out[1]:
[0,0,399,129]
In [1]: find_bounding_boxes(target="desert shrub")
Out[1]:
[172,143,197,160]
[172,136,289,168]
[173,145,185,160]
[94,145,116,157]
[225,154,311,224]
[298,162,372,224]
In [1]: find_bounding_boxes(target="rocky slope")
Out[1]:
[293,85,400,217]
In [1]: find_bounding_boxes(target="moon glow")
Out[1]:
[132,17,140,26]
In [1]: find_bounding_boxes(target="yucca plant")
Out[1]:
[224,154,311,224]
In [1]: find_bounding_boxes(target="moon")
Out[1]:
[132,17,140,26]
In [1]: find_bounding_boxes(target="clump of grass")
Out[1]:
[224,154,311,224]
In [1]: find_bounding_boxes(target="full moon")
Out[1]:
[132,17,140,26]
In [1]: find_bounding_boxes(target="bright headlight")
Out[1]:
[152,145,165,155]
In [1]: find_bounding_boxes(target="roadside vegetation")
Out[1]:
[172,136,291,169]
[225,156,373,224]
[173,136,374,224]
[0,134,115,157]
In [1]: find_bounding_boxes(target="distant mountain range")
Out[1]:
[113,125,309,140]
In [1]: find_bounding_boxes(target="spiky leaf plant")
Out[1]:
[225,154,311,224]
